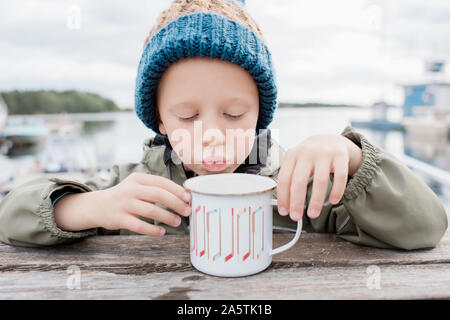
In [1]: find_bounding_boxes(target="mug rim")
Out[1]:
[183,173,277,196]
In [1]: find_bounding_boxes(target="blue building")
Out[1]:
[402,82,450,117]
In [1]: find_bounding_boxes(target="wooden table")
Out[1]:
[1,232,449,299]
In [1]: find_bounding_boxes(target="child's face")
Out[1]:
[157,57,259,176]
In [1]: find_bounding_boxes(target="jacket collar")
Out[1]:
[151,134,174,166]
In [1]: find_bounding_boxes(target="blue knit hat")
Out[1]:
[135,0,277,135]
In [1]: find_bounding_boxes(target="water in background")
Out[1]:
[1,107,449,223]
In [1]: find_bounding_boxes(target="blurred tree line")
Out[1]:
[278,102,361,108]
[0,90,121,114]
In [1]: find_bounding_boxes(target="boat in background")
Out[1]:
[399,61,450,139]
[1,119,49,157]
[351,101,405,131]
[0,96,11,155]
[45,113,83,137]
[402,106,450,139]
[0,95,6,132]
[400,81,450,139]
[0,96,49,157]
[352,61,450,138]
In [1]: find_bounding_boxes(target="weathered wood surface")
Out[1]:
[1,232,449,299]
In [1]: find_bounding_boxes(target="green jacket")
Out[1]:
[0,125,447,250]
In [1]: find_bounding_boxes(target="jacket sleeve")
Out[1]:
[0,162,141,247]
[273,125,448,250]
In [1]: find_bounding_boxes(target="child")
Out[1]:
[0,0,447,250]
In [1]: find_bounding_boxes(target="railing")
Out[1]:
[398,154,450,187]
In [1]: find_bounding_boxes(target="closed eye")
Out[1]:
[179,114,198,121]
[225,113,243,119]
[179,113,244,121]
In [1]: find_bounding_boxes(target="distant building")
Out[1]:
[402,82,450,117]
[371,101,389,121]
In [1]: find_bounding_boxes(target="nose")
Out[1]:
[202,127,225,148]
[201,120,225,148]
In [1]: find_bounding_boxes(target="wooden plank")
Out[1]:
[0,264,449,299]
[1,232,449,274]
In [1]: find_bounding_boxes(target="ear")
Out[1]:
[158,120,167,135]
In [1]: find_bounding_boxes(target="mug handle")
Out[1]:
[270,199,303,256]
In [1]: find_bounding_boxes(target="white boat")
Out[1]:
[402,107,450,139]
[45,113,82,137]
[0,95,7,133]
[400,62,450,140]
[0,96,10,155]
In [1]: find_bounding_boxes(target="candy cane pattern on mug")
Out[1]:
[191,205,264,262]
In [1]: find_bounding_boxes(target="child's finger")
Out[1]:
[328,155,349,204]
[134,185,191,217]
[276,149,298,216]
[307,159,332,219]
[132,173,191,203]
[121,214,166,237]
[288,159,312,221]
[128,199,183,228]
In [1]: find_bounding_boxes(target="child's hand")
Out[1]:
[276,134,363,222]
[94,173,192,236]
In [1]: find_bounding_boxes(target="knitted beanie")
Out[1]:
[135,0,277,135]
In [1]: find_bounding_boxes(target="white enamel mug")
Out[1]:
[183,173,302,277]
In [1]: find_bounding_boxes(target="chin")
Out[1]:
[197,165,234,176]
[199,168,227,176]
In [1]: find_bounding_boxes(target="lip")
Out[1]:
[202,158,227,172]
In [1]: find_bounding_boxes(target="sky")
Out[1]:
[1,0,449,108]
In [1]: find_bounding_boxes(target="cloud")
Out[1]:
[0,0,449,108]
[248,0,450,106]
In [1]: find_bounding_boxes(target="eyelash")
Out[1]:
[226,113,243,119]
[180,114,243,121]
[180,115,197,121]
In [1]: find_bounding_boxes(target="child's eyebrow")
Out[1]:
[169,102,196,111]
[223,97,253,108]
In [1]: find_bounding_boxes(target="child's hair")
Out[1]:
[135,0,278,135]
[143,0,265,49]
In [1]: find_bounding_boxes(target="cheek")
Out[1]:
[167,128,196,164]
[229,112,259,130]
[227,131,256,164]
[172,140,191,161]
[246,107,259,129]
